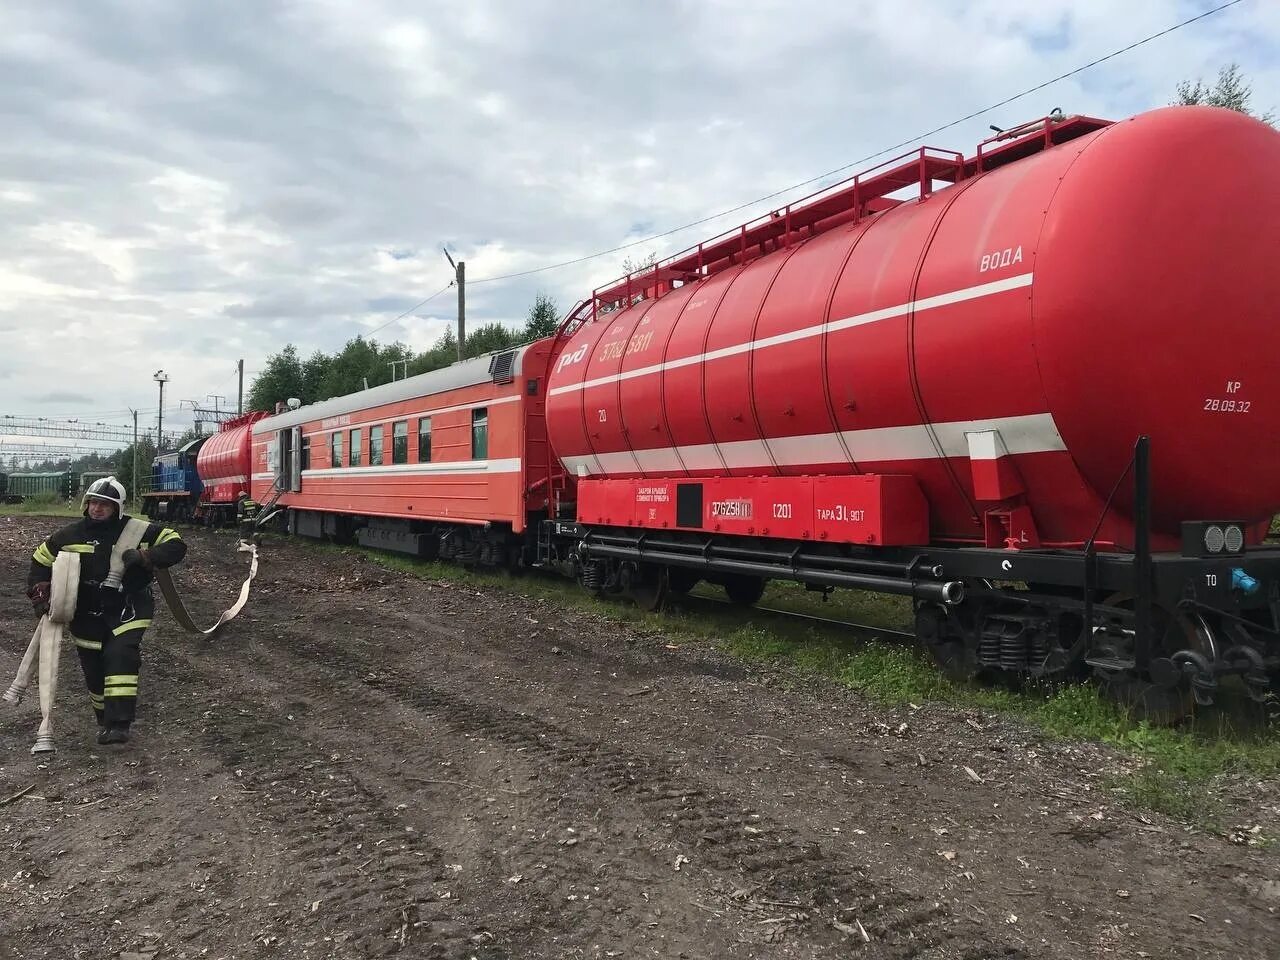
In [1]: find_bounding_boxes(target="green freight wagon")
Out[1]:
[7,471,75,501]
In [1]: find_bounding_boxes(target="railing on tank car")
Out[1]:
[590,145,967,313]
[586,112,1112,316]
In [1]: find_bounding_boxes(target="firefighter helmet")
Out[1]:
[82,476,127,516]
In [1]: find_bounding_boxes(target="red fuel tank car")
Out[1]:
[196,411,268,525]
[546,106,1280,552]
[540,106,1280,718]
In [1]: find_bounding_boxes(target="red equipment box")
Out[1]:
[577,474,928,546]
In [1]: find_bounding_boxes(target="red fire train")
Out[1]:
[252,106,1280,719]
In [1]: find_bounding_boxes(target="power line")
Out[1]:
[0,416,136,443]
[0,443,125,458]
[460,0,1245,287]
[365,281,456,339]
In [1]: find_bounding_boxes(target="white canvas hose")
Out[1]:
[156,540,260,637]
[4,538,259,754]
[2,551,80,754]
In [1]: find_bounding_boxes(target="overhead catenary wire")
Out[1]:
[457,0,1246,288]
[364,281,456,340]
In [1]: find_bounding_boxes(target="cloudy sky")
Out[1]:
[1,0,1277,450]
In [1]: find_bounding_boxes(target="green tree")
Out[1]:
[247,317,534,414]
[317,336,380,397]
[247,344,306,412]
[464,322,520,359]
[522,293,560,340]
[302,350,334,403]
[418,327,459,373]
[115,435,157,498]
[1175,63,1275,125]
[313,336,419,397]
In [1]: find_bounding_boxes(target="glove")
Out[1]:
[27,582,50,618]
[122,548,152,570]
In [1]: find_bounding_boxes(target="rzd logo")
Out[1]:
[555,344,589,373]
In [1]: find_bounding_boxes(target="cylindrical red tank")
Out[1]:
[546,107,1280,547]
[197,413,266,508]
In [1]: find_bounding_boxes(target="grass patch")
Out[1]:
[290,538,1279,829]
[0,494,79,517]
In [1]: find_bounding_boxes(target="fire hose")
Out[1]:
[3,533,259,754]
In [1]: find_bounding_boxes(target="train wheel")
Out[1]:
[917,600,980,683]
[723,575,765,606]
[667,567,701,597]
[1091,594,1217,725]
[621,563,668,611]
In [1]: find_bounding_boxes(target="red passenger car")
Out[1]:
[250,342,560,564]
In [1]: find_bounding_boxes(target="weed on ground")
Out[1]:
[0,496,79,518]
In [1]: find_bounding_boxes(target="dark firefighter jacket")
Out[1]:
[27,516,187,639]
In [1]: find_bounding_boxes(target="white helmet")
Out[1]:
[82,476,127,516]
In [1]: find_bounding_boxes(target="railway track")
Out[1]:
[681,591,917,643]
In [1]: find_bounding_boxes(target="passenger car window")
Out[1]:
[471,408,488,459]
[392,421,408,464]
[418,417,431,463]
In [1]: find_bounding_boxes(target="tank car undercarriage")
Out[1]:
[557,523,1280,723]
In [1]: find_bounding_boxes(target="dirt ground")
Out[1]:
[0,514,1277,960]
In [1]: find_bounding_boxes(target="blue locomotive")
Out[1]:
[141,437,206,522]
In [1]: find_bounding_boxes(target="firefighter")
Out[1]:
[26,476,187,745]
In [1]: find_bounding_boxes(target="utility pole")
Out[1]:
[153,369,169,453]
[130,409,139,508]
[443,247,465,362]
[237,358,244,415]
[181,399,201,436]
[456,260,465,362]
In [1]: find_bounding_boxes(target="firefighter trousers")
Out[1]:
[71,621,145,728]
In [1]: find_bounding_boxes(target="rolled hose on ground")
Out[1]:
[4,539,260,754]
[2,551,80,754]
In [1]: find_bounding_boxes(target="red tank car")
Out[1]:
[196,411,269,525]
[547,106,1280,551]
[542,107,1280,717]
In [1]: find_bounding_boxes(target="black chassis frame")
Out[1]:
[560,438,1280,695]
[573,527,1280,638]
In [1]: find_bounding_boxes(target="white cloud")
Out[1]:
[0,0,1275,434]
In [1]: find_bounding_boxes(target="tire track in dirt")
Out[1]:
[249,624,1020,960]
[151,538,1017,956]
[146,647,509,960]
[155,638,743,959]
